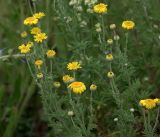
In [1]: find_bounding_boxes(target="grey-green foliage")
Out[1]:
[23,0,160,136]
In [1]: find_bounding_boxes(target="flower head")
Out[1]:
[139,99,156,109]
[67,61,81,70]
[35,59,43,69]
[21,31,28,38]
[63,75,74,83]
[107,39,113,45]
[53,81,61,88]
[37,73,43,79]
[122,20,135,30]
[68,81,86,94]
[33,12,45,19]
[18,44,31,54]
[107,71,114,78]
[31,27,41,35]
[93,3,108,14]
[24,16,38,25]
[34,32,47,43]
[46,50,56,58]
[106,54,113,61]
[90,84,97,91]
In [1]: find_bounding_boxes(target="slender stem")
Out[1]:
[90,91,93,115]
[101,15,105,42]
[26,55,34,78]
[71,116,76,127]
[50,59,53,74]
[125,32,129,55]
[98,34,102,44]
[27,0,33,14]
[153,107,160,132]
[142,109,148,131]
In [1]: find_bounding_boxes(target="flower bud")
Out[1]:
[90,84,97,91]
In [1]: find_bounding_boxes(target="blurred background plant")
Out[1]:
[1,0,160,137]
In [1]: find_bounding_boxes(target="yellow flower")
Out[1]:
[90,84,97,91]
[154,98,160,105]
[93,3,108,14]
[67,61,81,70]
[68,81,86,94]
[107,39,113,45]
[35,59,43,69]
[37,73,43,79]
[139,99,156,109]
[21,31,27,38]
[26,41,33,48]
[34,32,47,43]
[33,12,45,19]
[53,81,61,88]
[106,54,113,61]
[107,71,114,78]
[24,16,38,25]
[18,44,31,54]
[31,27,41,35]
[122,20,135,30]
[46,50,56,58]
[63,75,74,83]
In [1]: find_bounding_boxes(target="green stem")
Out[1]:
[125,32,129,55]
[153,107,160,132]
[101,15,105,42]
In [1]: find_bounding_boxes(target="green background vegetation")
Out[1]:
[0,0,160,137]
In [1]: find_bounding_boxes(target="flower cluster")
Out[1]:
[23,12,47,44]
[24,12,45,25]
